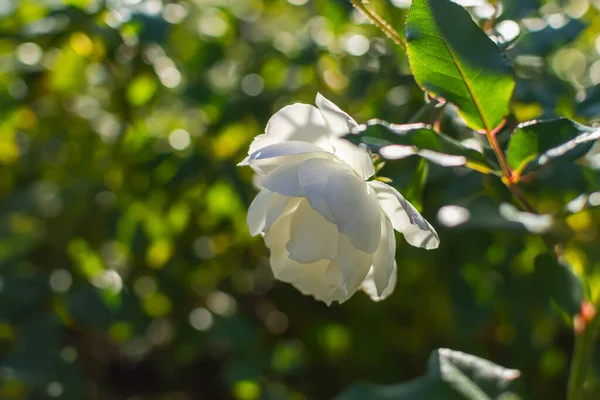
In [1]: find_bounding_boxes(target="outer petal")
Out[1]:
[315,93,359,138]
[369,181,440,250]
[247,191,293,236]
[286,200,339,263]
[264,193,295,232]
[239,141,332,176]
[249,104,334,155]
[370,211,396,296]
[325,170,381,253]
[246,189,274,236]
[360,263,397,302]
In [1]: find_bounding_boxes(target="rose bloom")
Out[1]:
[239,94,439,305]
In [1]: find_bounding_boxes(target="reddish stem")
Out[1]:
[487,130,512,182]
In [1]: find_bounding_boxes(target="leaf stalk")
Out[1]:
[348,0,407,51]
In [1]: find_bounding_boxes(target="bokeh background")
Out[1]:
[2,0,600,399]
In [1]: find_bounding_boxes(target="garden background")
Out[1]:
[1,0,600,399]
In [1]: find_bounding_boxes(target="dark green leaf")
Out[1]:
[500,0,540,20]
[505,118,597,174]
[510,18,586,58]
[533,253,584,317]
[576,84,600,119]
[336,348,522,400]
[403,158,429,211]
[3,314,87,399]
[349,119,497,173]
[437,199,553,233]
[405,0,515,132]
[513,73,574,117]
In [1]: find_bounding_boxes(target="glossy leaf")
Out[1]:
[348,119,496,173]
[533,253,584,317]
[405,0,515,133]
[336,348,521,400]
[506,118,597,174]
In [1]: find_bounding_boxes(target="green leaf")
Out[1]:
[405,0,515,133]
[576,84,600,119]
[510,17,586,58]
[403,157,429,211]
[533,253,584,317]
[336,348,522,400]
[349,119,497,174]
[505,118,597,175]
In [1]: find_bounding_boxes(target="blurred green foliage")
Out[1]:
[1,0,600,399]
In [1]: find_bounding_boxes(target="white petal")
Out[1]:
[240,141,332,176]
[325,257,345,291]
[337,233,372,295]
[361,262,397,302]
[371,211,396,296]
[247,133,278,156]
[280,259,338,304]
[325,170,381,253]
[264,193,295,232]
[314,94,374,179]
[286,200,339,263]
[292,278,347,306]
[297,157,351,222]
[246,189,274,236]
[331,138,375,180]
[315,93,359,138]
[369,181,439,250]
[261,159,306,197]
[262,198,349,305]
[264,209,343,305]
[256,103,334,153]
[244,141,326,162]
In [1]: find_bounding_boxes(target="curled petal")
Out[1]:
[246,189,274,236]
[265,194,297,232]
[247,191,296,236]
[371,211,396,296]
[369,181,439,250]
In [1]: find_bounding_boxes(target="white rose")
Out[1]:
[239,94,439,305]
